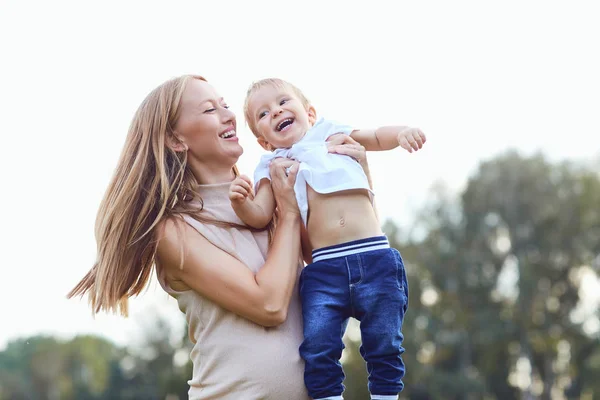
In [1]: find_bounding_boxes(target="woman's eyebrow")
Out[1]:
[196,98,216,108]
[198,97,226,106]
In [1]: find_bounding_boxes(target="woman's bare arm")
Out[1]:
[300,223,313,264]
[158,213,301,327]
[158,160,301,327]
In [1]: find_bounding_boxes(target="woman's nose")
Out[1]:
[221,106,236,123]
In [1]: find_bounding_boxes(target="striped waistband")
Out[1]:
[311,236,390,263]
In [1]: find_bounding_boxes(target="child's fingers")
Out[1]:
[238,177,255,199]
[399,137,413,152]
[240,174,253,187]
[238,178,252,193]
[406,134,419,150]
[411,133,423,149]
[231,184,249,197]
[231,177,252,197]
[229,187,246,201]
[410,129,423,149]
[230,192,245,201]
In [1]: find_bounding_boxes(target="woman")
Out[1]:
[68,75,369,399]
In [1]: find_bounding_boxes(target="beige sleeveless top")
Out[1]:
[156,182,309,400]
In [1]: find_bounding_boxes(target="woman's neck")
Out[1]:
[189,159,236,184]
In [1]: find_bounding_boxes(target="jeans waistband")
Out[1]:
[311,235,390,263]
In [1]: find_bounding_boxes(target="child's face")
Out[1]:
[248,84,316,150]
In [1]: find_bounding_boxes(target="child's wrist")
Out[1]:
[231,198,249,210]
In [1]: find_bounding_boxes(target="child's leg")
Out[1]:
[299,257,351,400]
[353,248,408,399]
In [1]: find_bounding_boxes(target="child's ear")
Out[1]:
[257,136,273,151]
[307,105,317,125]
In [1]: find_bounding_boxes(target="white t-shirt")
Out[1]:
[253,118,374,226]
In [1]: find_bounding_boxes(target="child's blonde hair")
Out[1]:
[243,78,311,138]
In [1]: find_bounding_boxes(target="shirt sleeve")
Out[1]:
[323,118,355,139]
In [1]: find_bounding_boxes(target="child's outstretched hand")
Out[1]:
[229,175,254,203]
[398,128,426,153]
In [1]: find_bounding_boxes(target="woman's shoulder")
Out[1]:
[157,214,231,292]
[156,215,205,273]
[157,215,188,248]
[155,216,190,286]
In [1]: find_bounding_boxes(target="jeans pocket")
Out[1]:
[392,249,409,311]
[393,249,406,290]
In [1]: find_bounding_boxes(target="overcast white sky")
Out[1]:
[1,0,599,350]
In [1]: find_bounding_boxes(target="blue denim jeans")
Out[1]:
[299,236,409,399]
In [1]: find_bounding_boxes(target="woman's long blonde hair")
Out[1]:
[68,75,249,316]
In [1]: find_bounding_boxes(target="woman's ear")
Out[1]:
[167,133,188,152]
[307,105,317,125]
[257,136,273,152]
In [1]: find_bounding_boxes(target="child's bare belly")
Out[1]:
[306,186,383,250]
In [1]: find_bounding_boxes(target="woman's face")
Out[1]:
[174,79,243,166]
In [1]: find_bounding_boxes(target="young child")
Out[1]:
[229,78,425,400]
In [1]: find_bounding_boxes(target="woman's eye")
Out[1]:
[204,108,216,113]
[222,104,230,109]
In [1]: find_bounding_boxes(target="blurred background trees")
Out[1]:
[1,151,598,399]
[0,320,192,400]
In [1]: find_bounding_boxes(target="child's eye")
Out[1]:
[259,111,268,119]
[280,99,288,106]
[204,108,216,113]
[222,104,230,109]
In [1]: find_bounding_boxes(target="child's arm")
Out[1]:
[350,126,426,153]
[230,176,276,229]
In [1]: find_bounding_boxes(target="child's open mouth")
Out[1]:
[276,118,294,132]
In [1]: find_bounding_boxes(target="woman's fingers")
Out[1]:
[326,133,358,147]
[269,158,301,216]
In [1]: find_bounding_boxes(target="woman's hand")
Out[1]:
[269,158,300,218]
[326,133,368,167]
[327,133,375,193]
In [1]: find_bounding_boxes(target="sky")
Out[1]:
[1,0,599,350]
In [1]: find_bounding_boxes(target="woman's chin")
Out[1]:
[225,142,244,161]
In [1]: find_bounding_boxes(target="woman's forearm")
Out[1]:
[254,212,302,323]
[361,158,380,223]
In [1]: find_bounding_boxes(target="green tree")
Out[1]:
[0,335,119,400]
[0,316,192,399]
